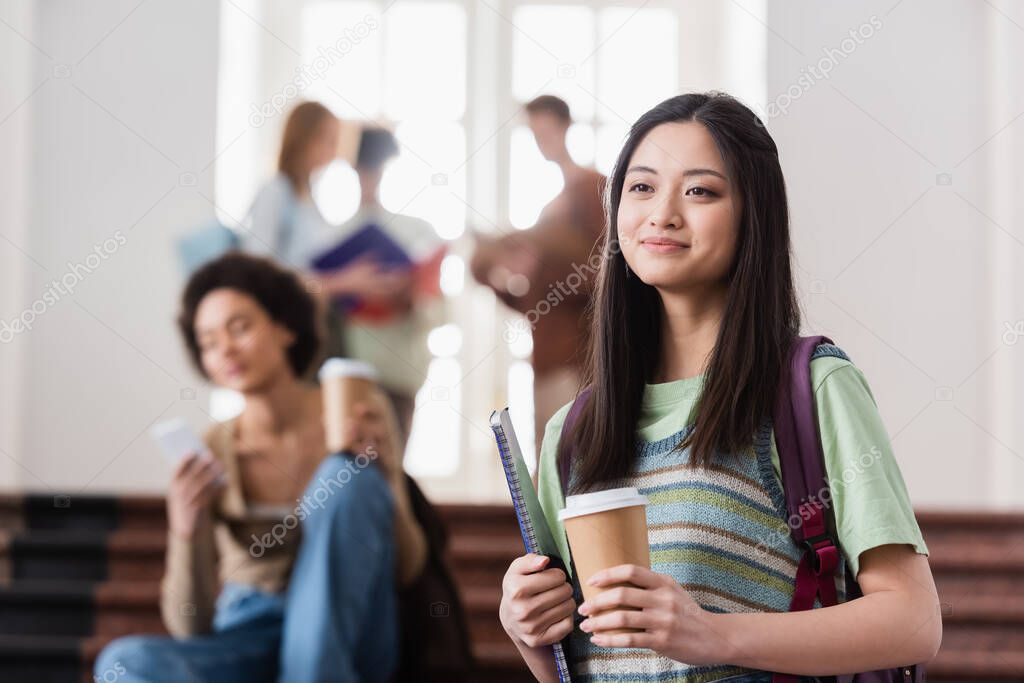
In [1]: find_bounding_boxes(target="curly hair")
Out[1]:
[177,252,321,378]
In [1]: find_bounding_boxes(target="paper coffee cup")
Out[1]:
[559,487,650,633]
[319,358,378,453]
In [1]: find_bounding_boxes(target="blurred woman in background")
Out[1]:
[93,252,427,682]
[243,101,411,333]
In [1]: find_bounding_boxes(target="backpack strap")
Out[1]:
[557,386,593,496]
[561,340,843,579]
[771,335,843,683]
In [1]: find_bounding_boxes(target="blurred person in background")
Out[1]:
[331,126,446,443]
[93,253,427,682]
[471,95,606,460]
[243,101,412,367]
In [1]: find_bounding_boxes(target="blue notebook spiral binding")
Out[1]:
[489,408,572,683]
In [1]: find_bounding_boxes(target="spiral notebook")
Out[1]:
[489,408,572,683]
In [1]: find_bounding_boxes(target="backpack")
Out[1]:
[392,474,475,682]
[556,335,925,683]
[177,219,240,275]
[177,183,299,275]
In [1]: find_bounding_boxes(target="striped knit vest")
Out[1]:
[566,345,849,682]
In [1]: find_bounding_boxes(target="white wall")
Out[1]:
[0,1,34,490]
[0,0,220,494]
[764,0,1024,508]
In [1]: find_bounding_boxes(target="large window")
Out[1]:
[301,0,468,237]
[508,4,679,228]
[302,0,469,478]
[215,0,701,498]
[504,2,680,467]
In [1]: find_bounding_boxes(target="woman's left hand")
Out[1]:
[577,564,732,665]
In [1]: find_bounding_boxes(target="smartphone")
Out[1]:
[150,417,209,465]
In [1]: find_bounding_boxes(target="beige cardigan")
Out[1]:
[159,419,426,637]
[160,420,301,636]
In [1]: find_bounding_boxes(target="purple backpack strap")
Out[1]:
[557,387,593,495]
[772,336,922,683]
[771,336,840,683]
[773,335,837,547]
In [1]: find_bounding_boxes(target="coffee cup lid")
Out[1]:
[557,486,648,520]
[318,358,378,382]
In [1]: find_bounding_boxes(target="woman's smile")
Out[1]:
[640,236,691,254]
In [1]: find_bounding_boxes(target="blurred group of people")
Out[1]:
[238,94,605,448]
[242,100,444,441]
[94,94,605,681]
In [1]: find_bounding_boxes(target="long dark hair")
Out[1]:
[559,92,800,493]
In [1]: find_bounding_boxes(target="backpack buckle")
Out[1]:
[802,531,839,575]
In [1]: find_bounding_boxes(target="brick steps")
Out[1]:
[904,511,1024,680]
[928,649,1024,680]
[0,634,83,683]
[2,497,1023,681]
[0,496,527,681]
[0,528,522,586]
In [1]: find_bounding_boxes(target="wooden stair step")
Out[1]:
[0,529,166,582]
[929,648,1024,679]
[917,510,1024,532]
[926,536,1024,572]
[0,634,82,683]
[4,578,510,643]
[939,624,1024,651]
[0,633,83,659]
[938,595,1024,624]
[448,534,523,561]
[0,581,95,637]
[934,572,1023,597]
[436,504,518,531]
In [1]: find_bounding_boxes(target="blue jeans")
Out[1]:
[93,454,398,683]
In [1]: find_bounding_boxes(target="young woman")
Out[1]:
[244,101,409,312]
[94,253,426,682]
[499,93,941,682]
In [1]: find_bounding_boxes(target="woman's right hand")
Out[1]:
[320,257,412,304]
[500,553,576,648]
[166,452,226,539]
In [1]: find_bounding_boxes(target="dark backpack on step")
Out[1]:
[392,475,475,682]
